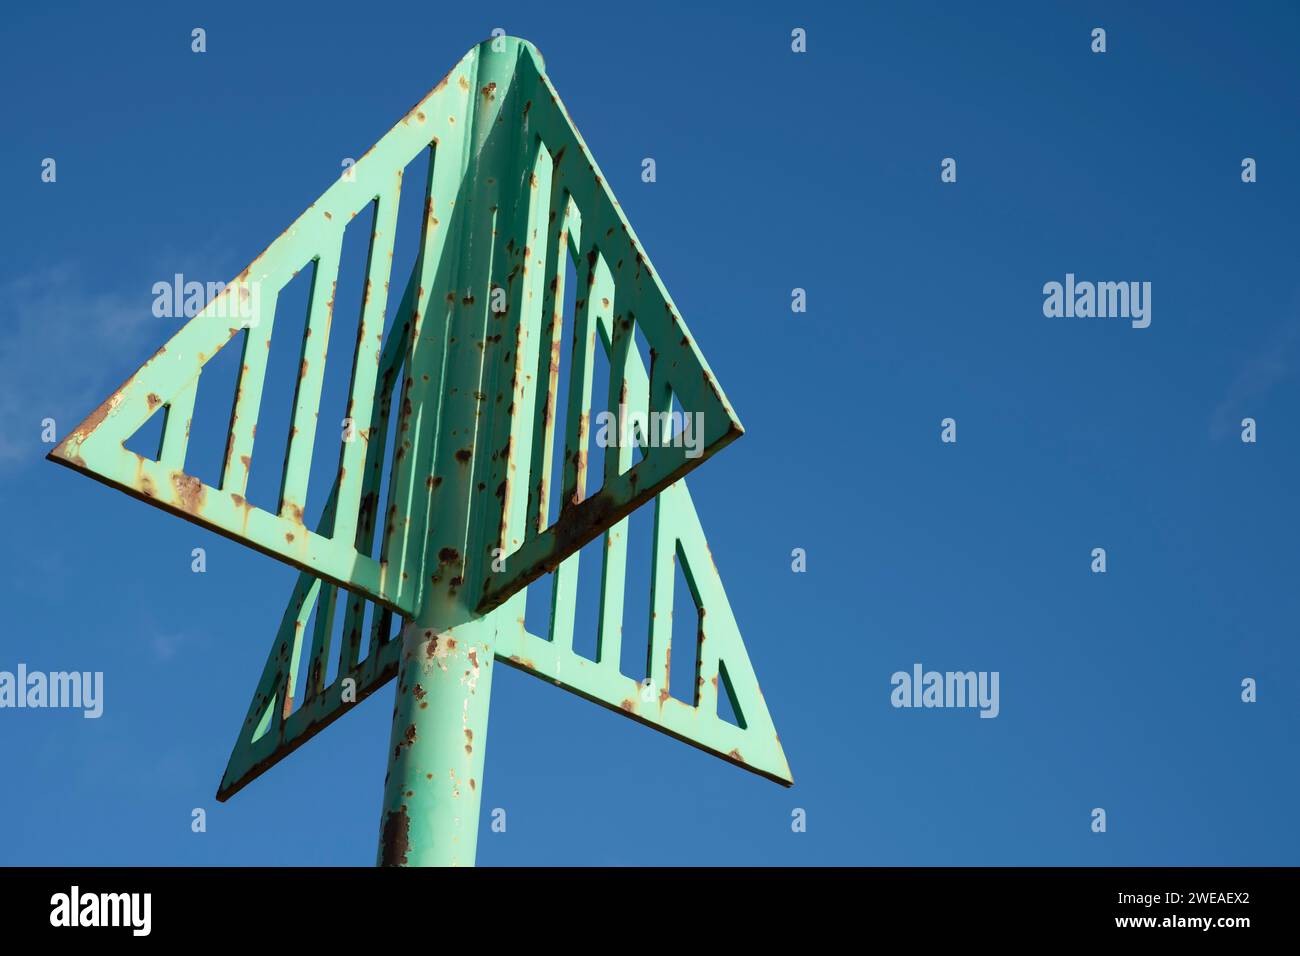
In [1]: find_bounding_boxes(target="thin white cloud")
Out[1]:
[1209,301,1300,440]
[0,263,158,470]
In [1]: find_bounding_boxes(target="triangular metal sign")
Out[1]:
[49,38,743,619]
[51,37,791,840]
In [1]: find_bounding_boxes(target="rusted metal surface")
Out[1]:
[377,619,494,867]
[55,36,790,866]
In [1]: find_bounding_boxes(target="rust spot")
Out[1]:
[379,807,411,866]
[413,684,426,701]
[439,547,460,563]
[72,393,122,443]
[170,472,206,514]
[402,723,417,748]
[620,699,636,712]
[455,448,472,464]
[285,532,294,543]
[146,393,162,410]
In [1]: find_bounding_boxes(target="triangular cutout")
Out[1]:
[716,659,744,728]
[121,403,167,462]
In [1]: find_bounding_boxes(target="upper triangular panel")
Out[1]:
[472,44,745,612]
[46,45,494,614]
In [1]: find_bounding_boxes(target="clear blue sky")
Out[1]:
[1,0,1297,865]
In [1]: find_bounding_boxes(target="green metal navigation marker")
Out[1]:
[49,36,791,866]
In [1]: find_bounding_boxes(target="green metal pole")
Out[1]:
[375,37,525,867]
[377,616,495,866]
